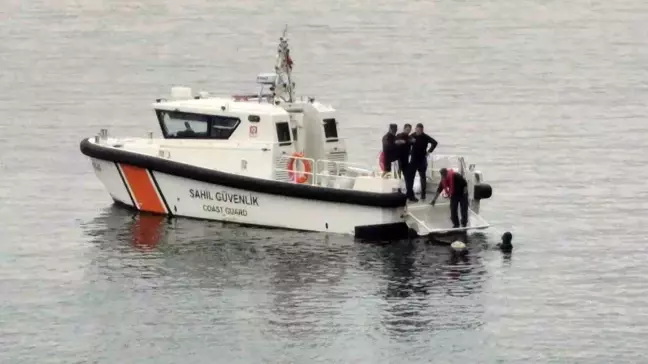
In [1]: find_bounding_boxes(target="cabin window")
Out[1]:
[248,115,260,123]
[210,115,240,139]
[158,111,209,138]
[323,118,339,142]
[275,122,292,146]
[156,110,240,140]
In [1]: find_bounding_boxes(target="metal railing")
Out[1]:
[315,159,371,177]
[428,154,467,177]
[314,158,376,189]
[366,153,472,189]
[157,139,279,152]
[274,155,381,189]
[274,153,470,192]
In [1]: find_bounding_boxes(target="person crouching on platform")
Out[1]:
[430,168,469,228]
[405,123,438,202]
[381,124,399,177]
[395,123,413,179]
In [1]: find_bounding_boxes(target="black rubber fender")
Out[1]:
[474,183,492,200]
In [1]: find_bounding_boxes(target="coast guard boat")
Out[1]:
[80,29,494,240]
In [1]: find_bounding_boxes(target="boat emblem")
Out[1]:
[249,125,258,137]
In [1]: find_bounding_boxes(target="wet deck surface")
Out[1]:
[405,196,489,235]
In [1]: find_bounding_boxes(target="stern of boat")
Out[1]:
[402,154,493,238]
[404,201,490,237]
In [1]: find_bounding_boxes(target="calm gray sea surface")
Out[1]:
[2,0,648,363]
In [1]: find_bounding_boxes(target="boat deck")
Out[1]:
[405,197,489,236]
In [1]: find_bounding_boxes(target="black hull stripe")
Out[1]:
[148,169,173,216]
[81,138,406,208]
[114,162,136,207]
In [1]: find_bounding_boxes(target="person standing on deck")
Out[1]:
[430,168,469,228]
[395,123,413,179]
[381,124,400,177]
[405,123,438,202]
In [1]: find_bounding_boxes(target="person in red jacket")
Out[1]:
[430,168,469,228]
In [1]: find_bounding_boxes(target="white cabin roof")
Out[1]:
[153,97,289,116]
[311,102,335,113]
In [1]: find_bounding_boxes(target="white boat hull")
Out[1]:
[83,139,410,239]
[82,138,493,240]
[91,158,406,236]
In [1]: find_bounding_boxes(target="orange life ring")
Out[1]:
[378,152,385,172]
[287,152,311,184]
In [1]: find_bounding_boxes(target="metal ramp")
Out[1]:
[405,202,490,236]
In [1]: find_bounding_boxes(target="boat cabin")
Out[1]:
[147,32,356,185]
[151,83,348,183]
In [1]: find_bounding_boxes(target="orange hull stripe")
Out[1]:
[119,164,166,214]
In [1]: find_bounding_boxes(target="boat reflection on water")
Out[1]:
[131,214,167,252]
[356,236,489,339]
[82,205,168,252]
[262,234,350,340]
[81,205,495,348]
[81,204,289,276]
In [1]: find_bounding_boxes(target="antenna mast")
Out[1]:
[274,25,295,103]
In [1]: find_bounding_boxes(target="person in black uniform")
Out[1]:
[381,124,399,177]
[406,123,438,202]
[395,123,413,179]
[430,168,469,228]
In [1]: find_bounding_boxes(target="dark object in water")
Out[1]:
[498,231,513,253]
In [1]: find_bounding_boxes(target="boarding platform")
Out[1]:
[405,199,490,236]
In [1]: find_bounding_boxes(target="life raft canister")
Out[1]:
[287,152,312,184]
